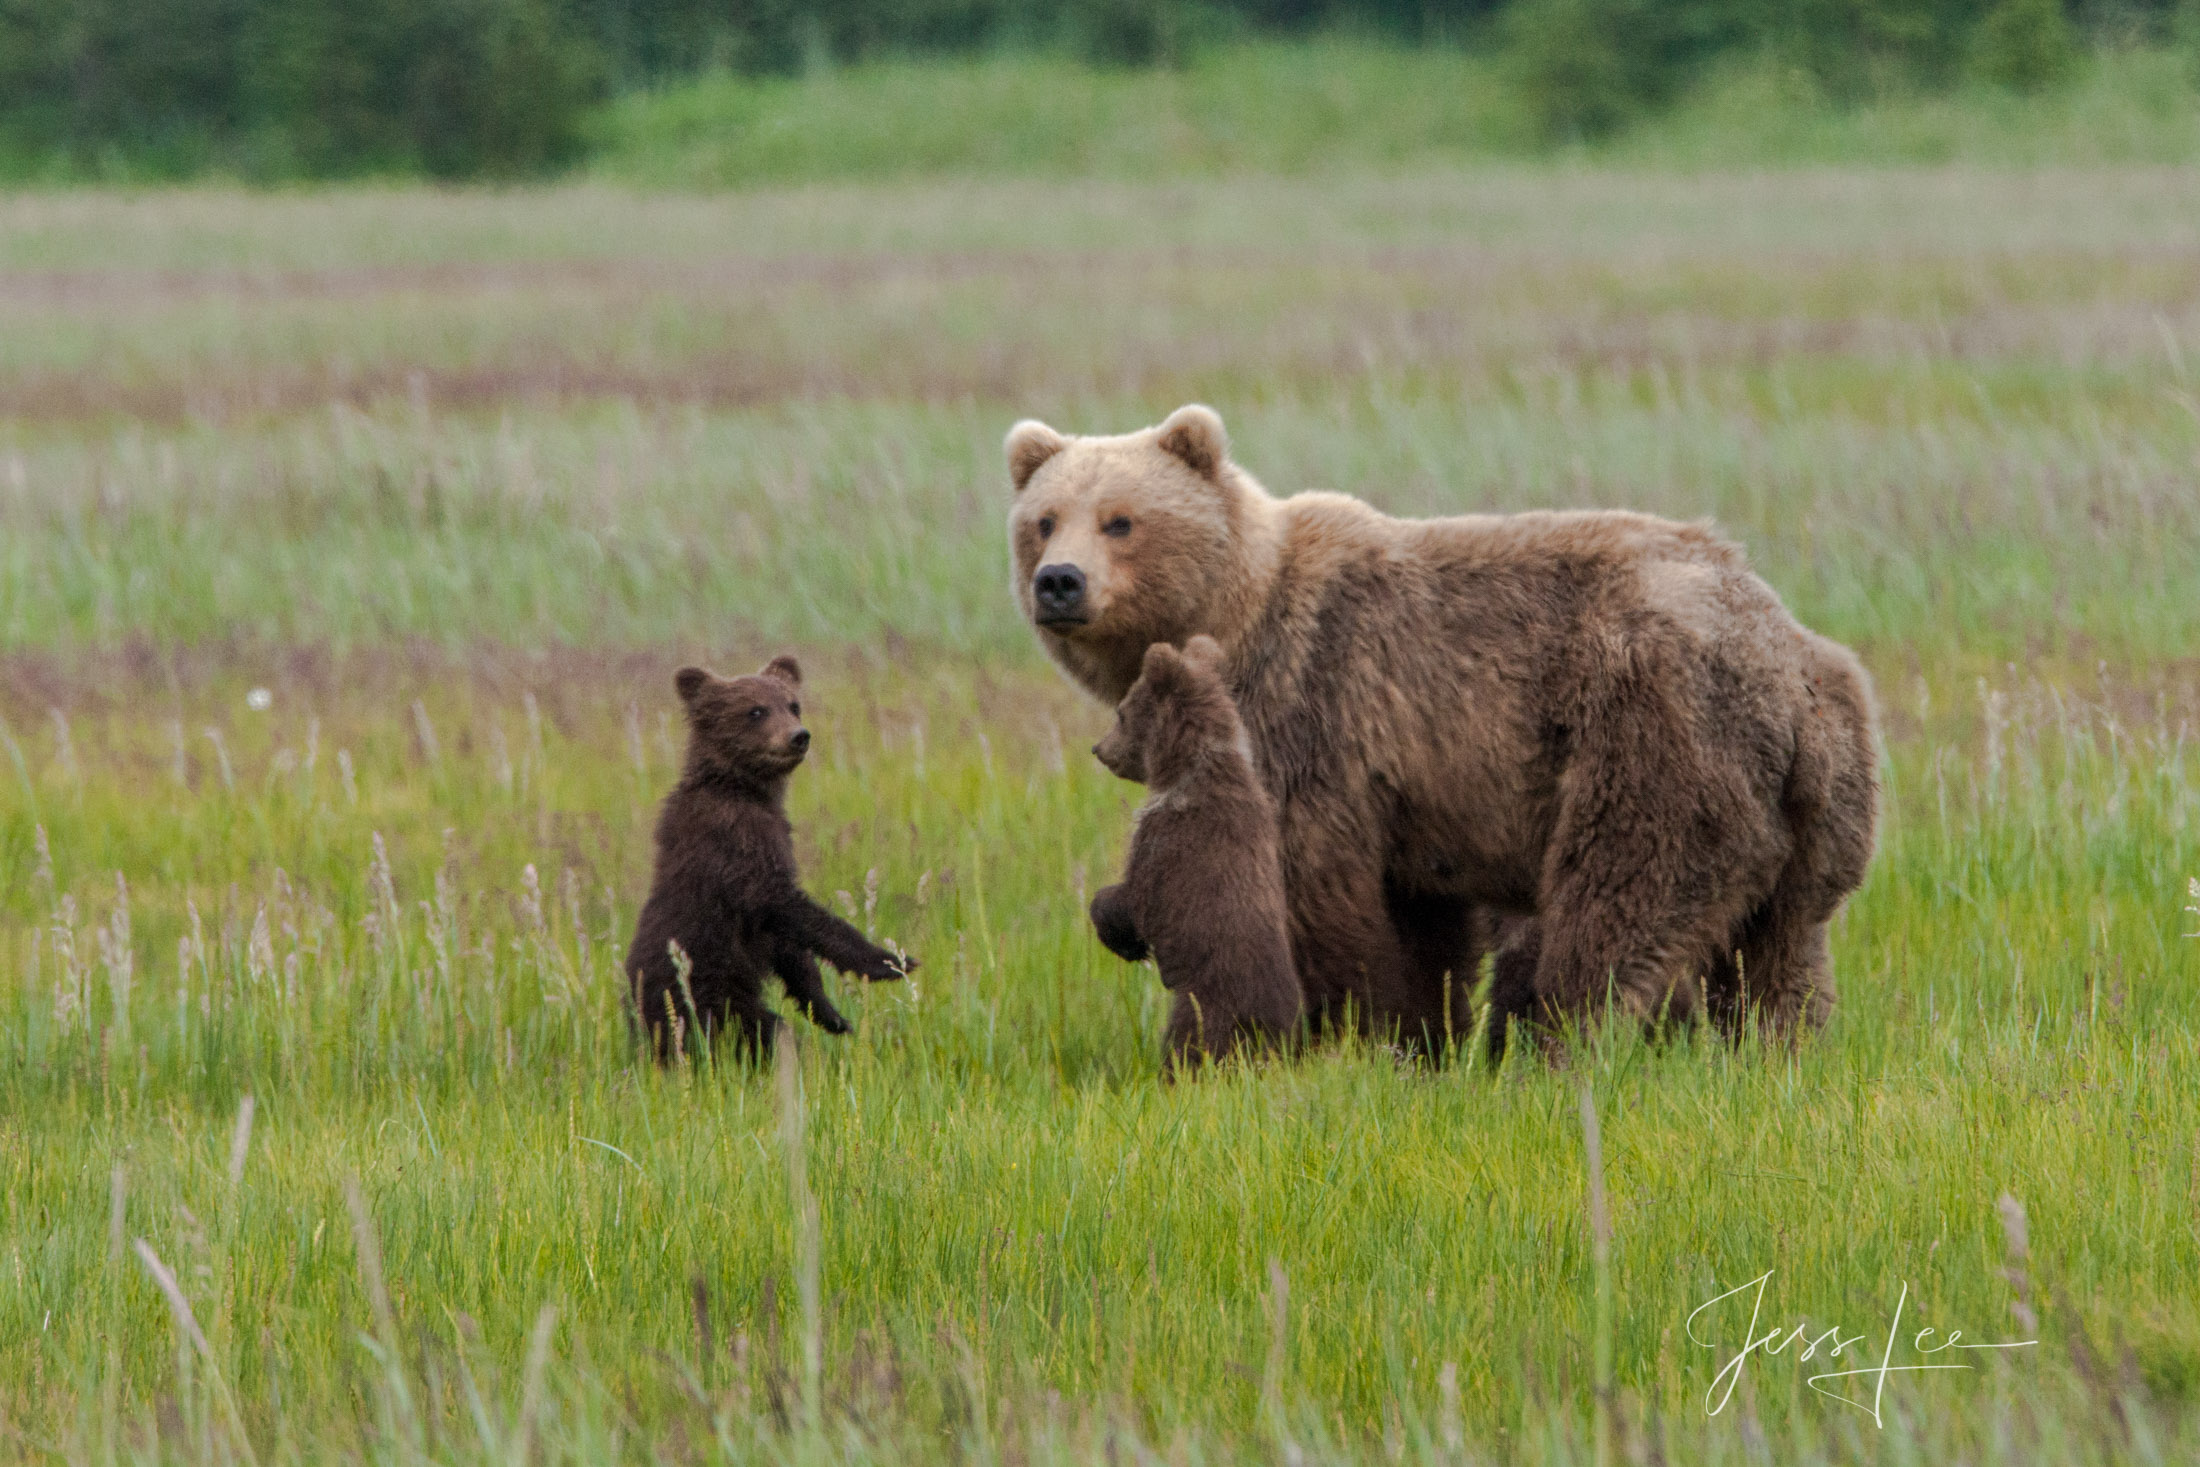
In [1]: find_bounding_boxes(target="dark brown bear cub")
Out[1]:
[626,656,911,1060]
[1089,635,1302,1073]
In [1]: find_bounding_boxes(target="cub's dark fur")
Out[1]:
[626,656,910,1059]
[1089,635,1303,1072]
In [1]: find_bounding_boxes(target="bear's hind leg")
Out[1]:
[724,1003,782,1061]
[1533,679,1783,1041]
[1485,919,1543,1062]
[1531,816,1750,1040]
[1725,880,1837,1040]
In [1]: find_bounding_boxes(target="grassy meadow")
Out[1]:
[4,156,2200,1465]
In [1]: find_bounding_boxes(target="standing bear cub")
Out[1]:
[626,656,912,1060]
[1089,635,1303,1073]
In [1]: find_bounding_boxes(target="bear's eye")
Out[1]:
[1102,516,1132,538]
[788,702,801,718]
[747,706,766,721]
[1037,515,1055,539]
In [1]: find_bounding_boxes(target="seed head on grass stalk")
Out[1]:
[1999,1192,2040,1336]
[97,873,132,1040]
[107,1164,126,1265]
[1263,1258,1300,1461]
[344,1173,422,1451]
[227,1095,254,1188]
[133,1239,260,1467]
[669,937,709,1072]
[776,1035,823,1437]
[514,1304,560,1467]
[1579,1082,1613,1467]
[49,706,78,785]
[203,727,234,791]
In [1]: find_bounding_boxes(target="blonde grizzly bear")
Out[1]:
[1089,635,1303,1073]
[1006,404,1877,1051]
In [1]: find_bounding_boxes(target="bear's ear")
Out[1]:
[763,654,802,688]
[1180,634,1226,679]
[1138,640,1187,689]
[674,666,713,706]
[1005,419,1067,493]
[1155,404,1227,481]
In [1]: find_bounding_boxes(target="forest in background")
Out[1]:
[4,0,2200,180]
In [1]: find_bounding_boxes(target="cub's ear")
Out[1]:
[1005,419,1067,493]
[1155,404,1227,481]
[674,666,713,706]
[1180,634,1226,678]
[1138,640,1186,687]
[763,653,803,688]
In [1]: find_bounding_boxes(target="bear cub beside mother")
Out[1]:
[1088,634,1302,1073]
[1007,404,1878,1052]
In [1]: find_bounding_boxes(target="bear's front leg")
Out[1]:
[772,943,853,1036]
[1088,884,1150,963]
[1384,885,1493,1059]
[772,891,914,982]
[1162,989,1241,1077]
[1283,853,1433,1048]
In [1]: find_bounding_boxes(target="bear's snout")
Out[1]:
[1032,563,1088,625]
[789,728,812,755]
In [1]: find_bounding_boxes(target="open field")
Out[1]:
[4,165,2200,1464]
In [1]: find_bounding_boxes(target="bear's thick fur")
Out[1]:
[1006,405,1877,1049]
[626,656,911,1060]
[1088,635,1303,1072]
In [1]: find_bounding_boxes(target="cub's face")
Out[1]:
[1004,406,1238,693]
[1091,636,1235,790]
[675,656,809,781]
[1091,670,1163,785]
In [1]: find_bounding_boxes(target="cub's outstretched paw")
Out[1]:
[863,949,916,982]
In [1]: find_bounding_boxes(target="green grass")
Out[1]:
[5,162,2200,1463]
[581,41,2200,190]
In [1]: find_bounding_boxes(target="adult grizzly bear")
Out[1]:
[1005,404,1877,1050]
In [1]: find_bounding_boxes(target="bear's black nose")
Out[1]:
[1033,563,1087,622]
[790,728,811,753]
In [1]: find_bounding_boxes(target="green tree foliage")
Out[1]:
[1498,0,2046,140]
[0,0,596,178]
[246,0,600,176]
[1503,0,1753,139]
[1773,0,1995,96]
[0,0,2168,176]
[0,0,254,170]
[1972,0,2080,91]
